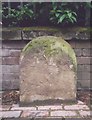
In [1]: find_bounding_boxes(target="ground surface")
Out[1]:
[2,90,92,106]
[0,90,92,119]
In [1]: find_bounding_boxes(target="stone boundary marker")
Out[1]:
[20,36,77,103]
[0,101,91,119]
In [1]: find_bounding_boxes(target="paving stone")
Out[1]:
[1,111,21,118]
[1,103,91,119]
[65,118,91,120]
[11,107,36,111]
[0,105,11,111]
[79,110,91,117]
[64,105,89,110]
[2,118,92,120]
[37,105,63,110]
[51,111,77,117]
[21,110,49,117]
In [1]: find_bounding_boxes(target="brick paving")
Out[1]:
[0,101,91,119]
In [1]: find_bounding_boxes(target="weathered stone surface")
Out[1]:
[11,107,36,111]
[2,29,21,40]
[79,111,91,117]
[21,110,49,117]
[64,105,89,110]
[51,111,77,117]
[1,111,21,118]
[1,27,91,41]
[20,36,77,103]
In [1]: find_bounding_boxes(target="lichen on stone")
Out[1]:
[21,36,77,70]
[22,26,61,32]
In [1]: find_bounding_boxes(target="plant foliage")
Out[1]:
[50,3,77,24]
[1,2,91,27]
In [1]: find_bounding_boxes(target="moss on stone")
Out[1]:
[22,26,61,32]
[22,36,77,70]
[2,27,91,41]
[79,28,92,33]
[3,26,92,33]
[3,26,60,32]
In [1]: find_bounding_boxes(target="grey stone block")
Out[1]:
[2,29,21,40]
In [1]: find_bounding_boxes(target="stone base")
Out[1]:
[20,99,77,107]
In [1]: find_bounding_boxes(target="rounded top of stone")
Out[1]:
[21,36,77,70]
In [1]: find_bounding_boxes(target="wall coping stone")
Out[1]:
[1,27,91,41]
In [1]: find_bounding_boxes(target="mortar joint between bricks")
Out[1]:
[21,30,23,40]
[48,108,51,117]
[9,106,12,111]
[62,104,65,110]
[76,110,82,118]
[36,106,38,110]
[19,110,23,118]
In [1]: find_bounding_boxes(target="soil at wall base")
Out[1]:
[1,90,92,106]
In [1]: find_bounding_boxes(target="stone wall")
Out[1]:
[1,27,91,90]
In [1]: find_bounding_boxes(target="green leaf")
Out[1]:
[86,2,92,8]
[58,14,66,23]
[72,12,77,16]
[71,16,77,22]
[69,18,74,23]
[55,13,60,17]
[67,12,72,18]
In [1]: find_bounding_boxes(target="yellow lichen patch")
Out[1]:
[2,27,92,33]
[22,26,61,32]
[21,36,77,70]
